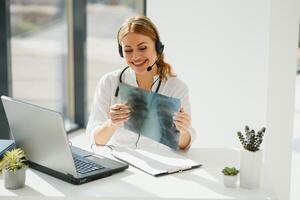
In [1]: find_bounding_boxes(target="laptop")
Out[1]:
[1,95,128,185]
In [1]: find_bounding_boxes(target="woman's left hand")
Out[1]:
[173,107,191,135]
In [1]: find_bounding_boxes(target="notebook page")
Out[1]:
[112,146,199,176]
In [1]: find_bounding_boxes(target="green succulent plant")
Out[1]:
[237,125,266,152]
[0,148,27,173]
[222,166,239,176]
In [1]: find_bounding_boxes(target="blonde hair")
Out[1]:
[118,15,176,80]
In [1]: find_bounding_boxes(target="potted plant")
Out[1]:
[237,125,266,189]
[0,148,28,189]
[222,166,239,188]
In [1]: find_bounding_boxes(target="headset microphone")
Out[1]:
[146,61,157,72]
[146,45,164,72]
[147,66,152,71]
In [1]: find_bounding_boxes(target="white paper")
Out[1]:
[111,146,201,176]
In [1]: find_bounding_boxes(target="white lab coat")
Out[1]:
[86,67,196,149]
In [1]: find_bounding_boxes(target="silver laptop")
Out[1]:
[1,95,128,185]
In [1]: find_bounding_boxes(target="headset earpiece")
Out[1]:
[118,44,123,57]
[156,40,164,55]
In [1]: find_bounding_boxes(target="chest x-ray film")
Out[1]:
[118,83,180,150]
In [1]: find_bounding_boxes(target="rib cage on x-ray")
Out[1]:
[118,83,180,150]
[125,89,148,133]
[155,98,180,150]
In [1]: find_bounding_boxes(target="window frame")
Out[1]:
[0,0,12,139]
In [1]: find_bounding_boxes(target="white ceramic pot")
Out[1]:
[240,149,262,189]
[3,167,26,190]
[223,174,238,188]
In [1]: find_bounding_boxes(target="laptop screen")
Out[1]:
[1,96,78,177]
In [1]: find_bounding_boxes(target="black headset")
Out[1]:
[117,18,165,58]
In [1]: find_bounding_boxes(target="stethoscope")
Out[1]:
[114,66,162,97]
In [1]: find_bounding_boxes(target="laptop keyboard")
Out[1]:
[73,154,105,174]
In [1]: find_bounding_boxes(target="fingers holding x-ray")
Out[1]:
[109,104,130,126]
[173,107,191,133]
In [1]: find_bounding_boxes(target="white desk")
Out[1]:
[0,132,277,200]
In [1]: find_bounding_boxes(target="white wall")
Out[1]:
[148,0,299,199]
[148,0,269,148]
[266,0,299,200]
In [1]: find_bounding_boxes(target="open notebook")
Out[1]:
[111,146,201,176]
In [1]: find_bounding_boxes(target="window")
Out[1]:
[10,0,75,129]
[0,0,145,138]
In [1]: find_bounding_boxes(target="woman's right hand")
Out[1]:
[109,103,130,127]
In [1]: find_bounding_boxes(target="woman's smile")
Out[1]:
[132,59,148,68]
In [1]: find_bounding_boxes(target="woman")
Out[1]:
[86,15,194,150]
